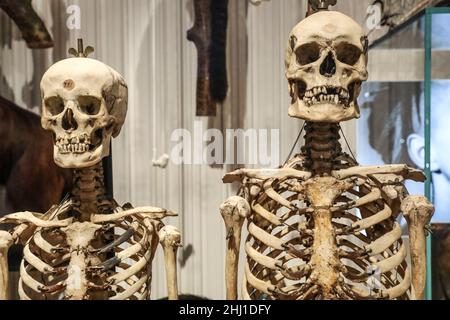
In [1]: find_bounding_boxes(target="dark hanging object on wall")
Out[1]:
[0,0,53,49]
[210,0,229,104]
[187,0,214,116]
[187,0,229,117]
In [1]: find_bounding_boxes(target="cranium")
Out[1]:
[40,57,127,168]
[285,11,368,122]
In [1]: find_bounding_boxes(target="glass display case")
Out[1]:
[358,6,450,300]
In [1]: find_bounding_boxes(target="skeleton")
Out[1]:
[220,10,434,300]
[0,41,181,300]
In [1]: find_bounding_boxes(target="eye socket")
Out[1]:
[45,97,64,116]
[335,42,362,66]
[78,96,101,115]
[295,42,321,66]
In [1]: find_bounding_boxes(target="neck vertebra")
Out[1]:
[71,162,110,221]
[302,122,342,176]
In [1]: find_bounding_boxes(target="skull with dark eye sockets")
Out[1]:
[40,57,128,169]
[285,11,368,123]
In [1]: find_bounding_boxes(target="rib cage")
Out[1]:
[242,172,411,300]
[9,162,179,300]
[110,216,158,300]
[18,213,159,300]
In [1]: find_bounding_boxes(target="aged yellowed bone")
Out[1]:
[220,9,434,300]
[401,196,434,299]
[0,41,181,300]
[220,196,251,299]
[0,231,13,300]
[158,225,181,300]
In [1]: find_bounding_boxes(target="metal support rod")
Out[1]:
[102,142,114,200]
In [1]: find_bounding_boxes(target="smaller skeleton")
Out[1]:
[0,41,181,300]
[220,10,434,300]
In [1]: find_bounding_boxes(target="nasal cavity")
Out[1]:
[62,108,78,131]
[320,52,336,77]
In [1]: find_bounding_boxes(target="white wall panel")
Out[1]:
[0,0,361,299]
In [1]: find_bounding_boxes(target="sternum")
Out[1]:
[66,251,88,300]
[310,208,340,296]
[304,176,348,298]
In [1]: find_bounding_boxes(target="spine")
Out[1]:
[302,122,342,176]
[71,163,108,221]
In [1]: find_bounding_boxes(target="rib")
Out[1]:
[281,264,311,281]
[252,204,282,226]
[264,188,294,209]
[33,230,60,255]
[245,242,280,270]
[365,222,402,255]
[18,279,31,300]
[20,261,46,294]
[245,261,278,296]
[23,244,55,274]
[95,228,135,254]
[332,188,381,211]
[352,204,392,232]
[241,274,252,300]
[248,222,285,251]
[111,275,148,300]
[382,267,411,299]
[374,242,407,274]
[107,249,151,284]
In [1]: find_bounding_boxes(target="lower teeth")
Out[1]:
[59,143,90,153]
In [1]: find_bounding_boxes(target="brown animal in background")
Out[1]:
[0,96,72,215]
[432,224,450,300]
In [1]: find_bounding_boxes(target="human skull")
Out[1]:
[285,11,368,122]
[40,57,127,169]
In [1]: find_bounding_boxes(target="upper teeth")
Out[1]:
[301,86,350,107]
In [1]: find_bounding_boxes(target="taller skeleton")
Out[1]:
[0,41,181,300]
[220,10,434,300]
